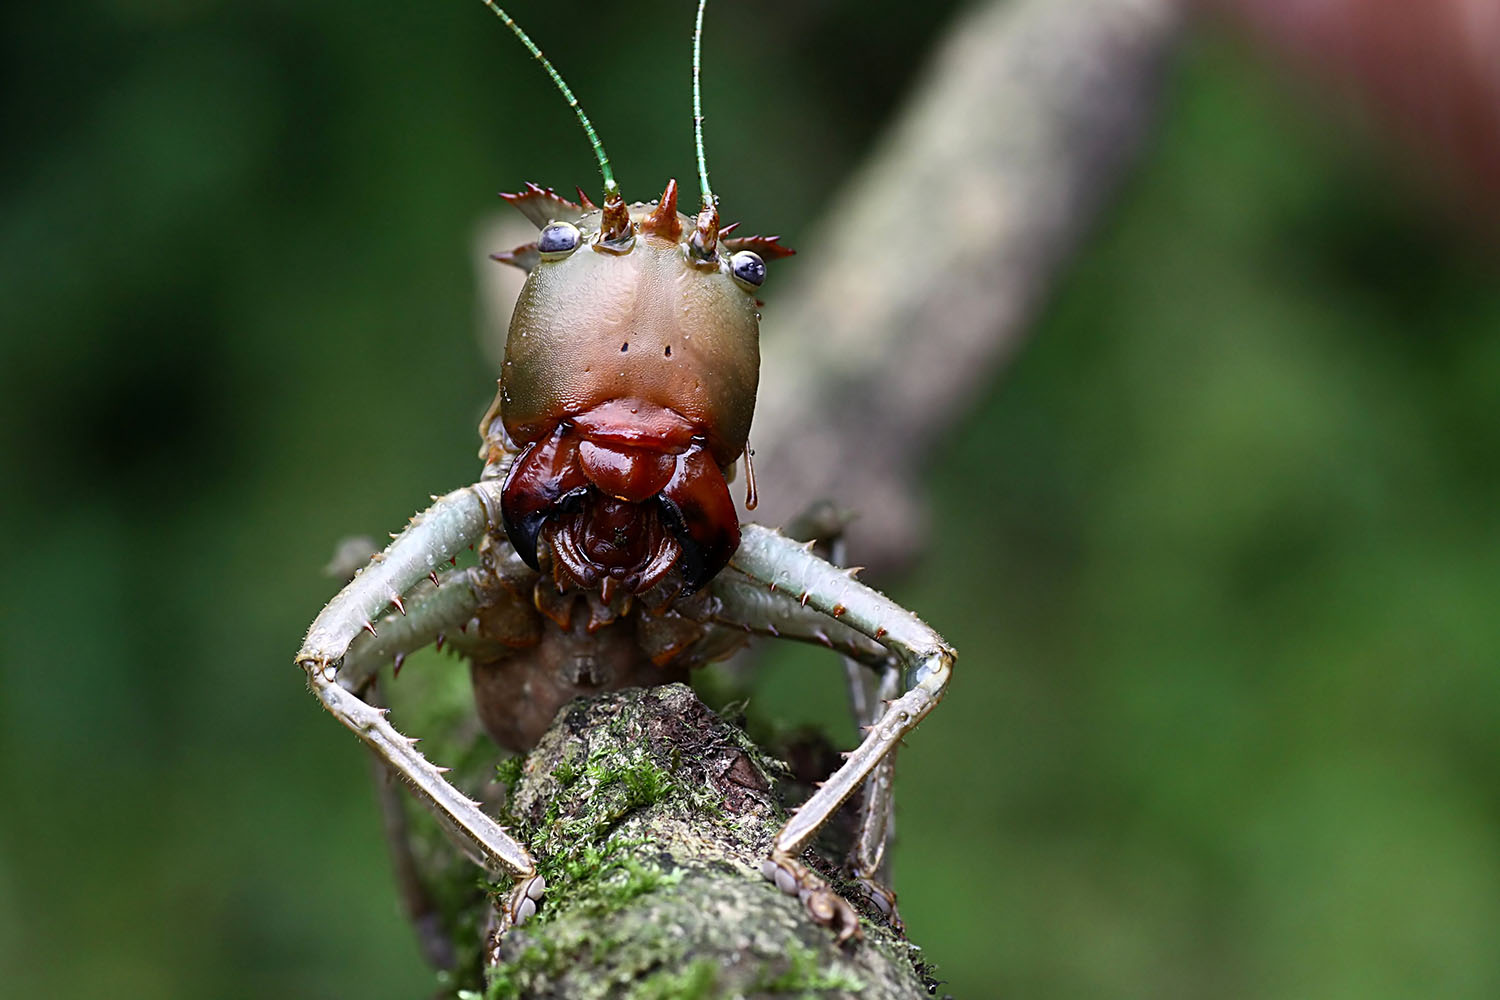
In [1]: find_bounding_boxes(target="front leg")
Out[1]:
[295,483,544,928]
[718,525,956,942]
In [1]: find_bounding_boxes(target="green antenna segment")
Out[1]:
[479,1,617,195]
[693,0,714,209]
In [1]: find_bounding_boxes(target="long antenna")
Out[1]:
[693,0,714,209]
[479,1,618,196]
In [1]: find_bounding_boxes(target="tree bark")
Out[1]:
[471,684,936,1000]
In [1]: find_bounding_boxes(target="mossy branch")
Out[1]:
[382,681,939,999]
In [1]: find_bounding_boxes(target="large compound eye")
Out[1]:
[537,221,581,257]
[729,250,766,289]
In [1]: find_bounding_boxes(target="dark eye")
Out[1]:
[729,250,766,289]
[537,221,581,257]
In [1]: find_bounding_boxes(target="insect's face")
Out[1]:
[500,204,761,464]
[496,185,772,596]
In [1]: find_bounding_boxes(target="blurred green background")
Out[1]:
[3,1,1498,997]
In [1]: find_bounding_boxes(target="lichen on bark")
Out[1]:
[382,672,938,999]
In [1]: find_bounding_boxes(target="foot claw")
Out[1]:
[851,873,904,935]
[493,873,547,941]
[762,854,860,944]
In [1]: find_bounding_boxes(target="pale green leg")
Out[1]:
[847,663,903,930]
[710,575,905,932]
[739,511,908,930]
[297,483,544,928]
[709,569,887,666]
[821,526,902,923]
[715,525,956,942]
[337,568,483,692]
[364,684,460,972]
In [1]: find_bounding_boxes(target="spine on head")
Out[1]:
[478,0,628,238]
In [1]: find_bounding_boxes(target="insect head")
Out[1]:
[479,1,791,596]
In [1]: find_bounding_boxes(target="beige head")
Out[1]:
[489,180,792,593]
[500,179,764,468]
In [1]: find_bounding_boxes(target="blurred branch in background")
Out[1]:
[752,0,1500,574]
[752,0,1186,574]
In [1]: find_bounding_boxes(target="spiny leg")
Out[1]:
[710,569,887,666]
[324,544,478,967]
[365,682,459,971]
[338,567,487,693]
[715,525,955,942]
[711,576,904,932]
[775,504,906,929]
[709,590,906,933]
[781,501,886,739]
[297,483,544,928]
[848,663,903,931]
[302,483,499,660]
[826,524,901,929]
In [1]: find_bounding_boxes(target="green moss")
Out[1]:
[535,744,680,843]
[587,755,676,810]
[536,838,684,919]
[752,942,865,995]
[481,938,564,1000]
[494,754,525,796]
[627,958,720,1000]
[478,861,698,1000]
[445,689,937,1000]
[551,753,579,787]
[588,852,684,911]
